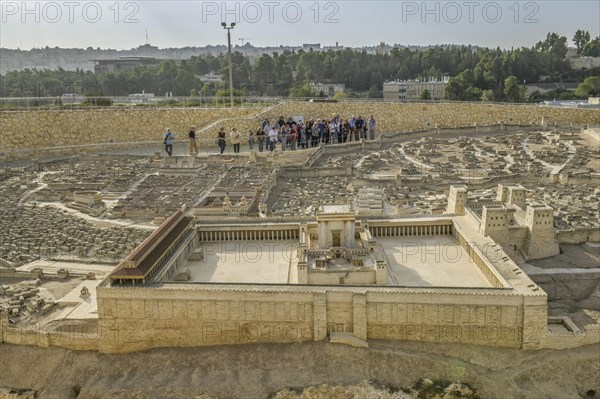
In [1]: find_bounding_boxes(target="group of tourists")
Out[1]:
[162,126,200,156]
[249,114,377,153]
[162,114,377,156]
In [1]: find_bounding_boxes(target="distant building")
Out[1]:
[309,82,345,97]
[303,43,321,52]
[539,99,600,109]
[60,93,84,104]
[570,57,600,70]
[92,57,169,74]
[134,43,159,56]
[566,47,579,58]
[0,58,9,75]
[383,77,449,102]
[198,72,223,84]
[127,92,155,103]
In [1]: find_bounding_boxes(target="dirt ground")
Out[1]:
[526,244,600,329]
[1,340,598,399]
[529,244,600,270]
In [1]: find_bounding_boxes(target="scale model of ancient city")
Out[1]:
[1,102,599,360]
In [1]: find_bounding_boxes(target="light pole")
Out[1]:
[221,22,236,107]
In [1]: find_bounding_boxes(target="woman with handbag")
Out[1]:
[230,127,241,154]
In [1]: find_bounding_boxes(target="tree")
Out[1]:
[583,36,600,57]
[216,87,249,102]
[200,83,217,97]
[444,69,480,101]
[174,69,199,96]
[137,70,157,94]
[253,54,276,94]
[332,91,348,100]
[445,77,464,100]
[464,86,483,101]
[536,33,568,60]
[481,90,494,102]
[573,30,591,55]
[575,83,592,98]
[535,33,569,76]
[157,61,178,95]
[584,76,600,93]
[367,85,382,98]
[576,76,600,97]
[42,77,64,96]
[289,84,316,98]
[1,34,591,104]
[420,89,431,100]
[503,76,521,102]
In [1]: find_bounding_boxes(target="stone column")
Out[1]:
[345,221,354,248]
[318,222,327,248]
[353,292,367,341]
[313,292,327,341]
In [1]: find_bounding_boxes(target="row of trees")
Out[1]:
[1,32,598,102]
[572,30,599,56]
[444,33,598,102]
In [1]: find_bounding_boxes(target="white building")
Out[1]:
[309,82,346,97]
[303,43,321,51]
[127,92,155,103]
[383,77,449,102]
[198,72,223,84]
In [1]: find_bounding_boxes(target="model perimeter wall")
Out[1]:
[94,283,548,353]
[2,102,599,160]
[556,228,600,244]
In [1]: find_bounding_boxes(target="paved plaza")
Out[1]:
[186,241,298,283]
[379,236,491,287]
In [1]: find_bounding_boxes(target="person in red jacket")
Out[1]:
[289,126,297,151]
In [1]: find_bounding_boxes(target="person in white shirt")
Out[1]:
[268,126,278,152]
[329,120,338,144]
[368,115,376,140]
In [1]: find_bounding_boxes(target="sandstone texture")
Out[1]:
[0,340,598,399]
[2,102,599,160]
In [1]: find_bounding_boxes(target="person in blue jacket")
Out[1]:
[163,128,175,156]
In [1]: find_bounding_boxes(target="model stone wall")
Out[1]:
[2,102,599,160]
[96,286,316,353]
[2,327,99,351]
[0,106,258,159]
[556,228,600,244]
[96,282,547,353]
[366,297,524,347]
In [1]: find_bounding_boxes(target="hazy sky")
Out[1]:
[1,0,599,50]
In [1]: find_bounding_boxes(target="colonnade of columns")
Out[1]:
[198,225,453,241]
[198,229,299,241]
[370,225,453,237]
